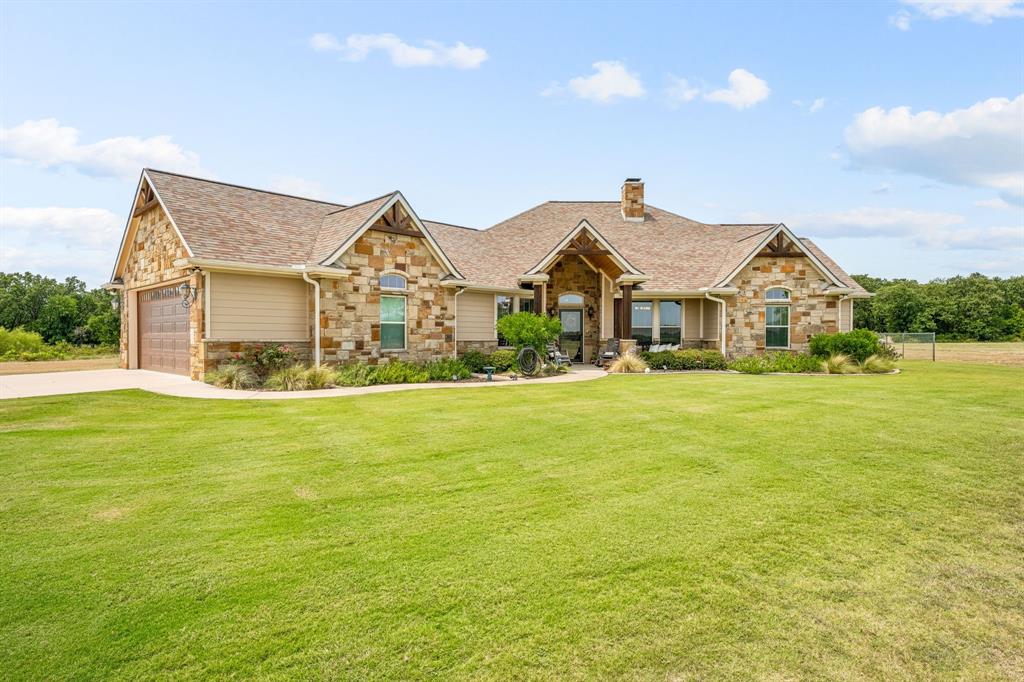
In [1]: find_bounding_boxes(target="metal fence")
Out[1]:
[877,332,936,361]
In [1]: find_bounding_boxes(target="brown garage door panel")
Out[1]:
[138,286,190,375]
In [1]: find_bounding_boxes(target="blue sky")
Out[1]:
[2,0,1022,287]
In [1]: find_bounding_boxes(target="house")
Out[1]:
[106,171,869,379]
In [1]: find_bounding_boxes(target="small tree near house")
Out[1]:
[495,313,562,352]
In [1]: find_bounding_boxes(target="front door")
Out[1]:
[559,309,583,363]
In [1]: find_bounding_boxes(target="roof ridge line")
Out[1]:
[144,168,348,206]
[423,219,481,232]
[321,191,399,217]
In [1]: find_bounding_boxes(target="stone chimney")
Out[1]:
[621,178,644,222]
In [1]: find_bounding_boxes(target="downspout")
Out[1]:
[704,291,727,356]
[838,293,851,332]
[301,271,321,368]
[452,286,466,358]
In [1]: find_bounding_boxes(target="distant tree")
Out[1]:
[871,282,932,333]
[36,294,80,343]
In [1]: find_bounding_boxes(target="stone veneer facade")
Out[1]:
[546,255,601,363]
[726,255,840,355]
[117,205,207,380]
[321,229,455,364]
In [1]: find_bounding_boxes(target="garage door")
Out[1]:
[138,285,190,375]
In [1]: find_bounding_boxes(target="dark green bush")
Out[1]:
[639,348,728,371]
[230,343,300,378]
[487,349,517,372]
[460,349,488,373]
[423,358,471,381]
[808,329,882,362]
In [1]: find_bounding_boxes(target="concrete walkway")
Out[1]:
[0,366,606,401]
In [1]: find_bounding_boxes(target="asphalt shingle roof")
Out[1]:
[143,170,866,295]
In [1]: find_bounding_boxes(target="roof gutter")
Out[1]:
[440,280,532,295]
[175,258,351,278]
[700,288,728,356]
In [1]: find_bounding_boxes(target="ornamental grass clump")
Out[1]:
[861,354,896,374]
[822,353,861,374]
[608,353,648,374]
[264,364,309,391]
[204,363,260,389]
[302,366,336,389]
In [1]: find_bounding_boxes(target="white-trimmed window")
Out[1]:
[380,273,407,290]
[765,288,790,348]
[381,295,406,350]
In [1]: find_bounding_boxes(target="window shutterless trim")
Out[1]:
[380,294,407,351]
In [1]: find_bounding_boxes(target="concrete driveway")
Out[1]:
[1,367,606,400]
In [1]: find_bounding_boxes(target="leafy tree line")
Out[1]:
[851,273,1024,341]
[0,272,120,346]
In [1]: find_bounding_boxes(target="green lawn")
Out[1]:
[2,362,1022,680]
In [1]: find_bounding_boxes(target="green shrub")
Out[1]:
[231,344,300,378]
[264,364,309,391]
[423,358,471,381]
[204,363,259,389]
[303,366,336,389]
[728,355,771,374]
[809,329,882,362]
[369,360,429,385]
[334,363,375,387]
[728,352,823,374]
[861,354,896,374]
[641,350,677,369]
[494,312,562,352]
[460,348,489,373]
[699,350,727,370]
[0,327,46,355]
[640,348,728,371]
[487,349,517,372]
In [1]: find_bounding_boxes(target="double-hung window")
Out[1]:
[658,301,681,345]
[381,295,406,350]
[765,288,790,348]
[631,301,654,347]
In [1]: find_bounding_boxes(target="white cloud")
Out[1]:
[844,94,1024,204]
[740,206,1023,251]
[309,32,487,69]
[890,9,913,30]
[0,119,203,180]
[704,69,770,109]
[550,61,646,103]
[974,197,1014,209]
[1,207,123,284]
[903,0,1024,23]
[665,75,700,105]
[794,97,826,114]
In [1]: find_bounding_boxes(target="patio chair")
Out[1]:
[547,343,572,366]
[599,338,621,365]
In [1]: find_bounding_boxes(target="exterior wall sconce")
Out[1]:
[586,305,596,319]
[178,281,198,309]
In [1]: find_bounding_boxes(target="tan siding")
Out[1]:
[683,299,701,339]
[458,291,496,341]
[703,299,720,340]
[209,272,309,341]
[840,298,852,331]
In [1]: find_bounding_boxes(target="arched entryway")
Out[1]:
[557,292,584,362]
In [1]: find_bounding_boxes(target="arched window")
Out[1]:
[380,273,406,290]
[558,293,584,306]
[765,287,790,348]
